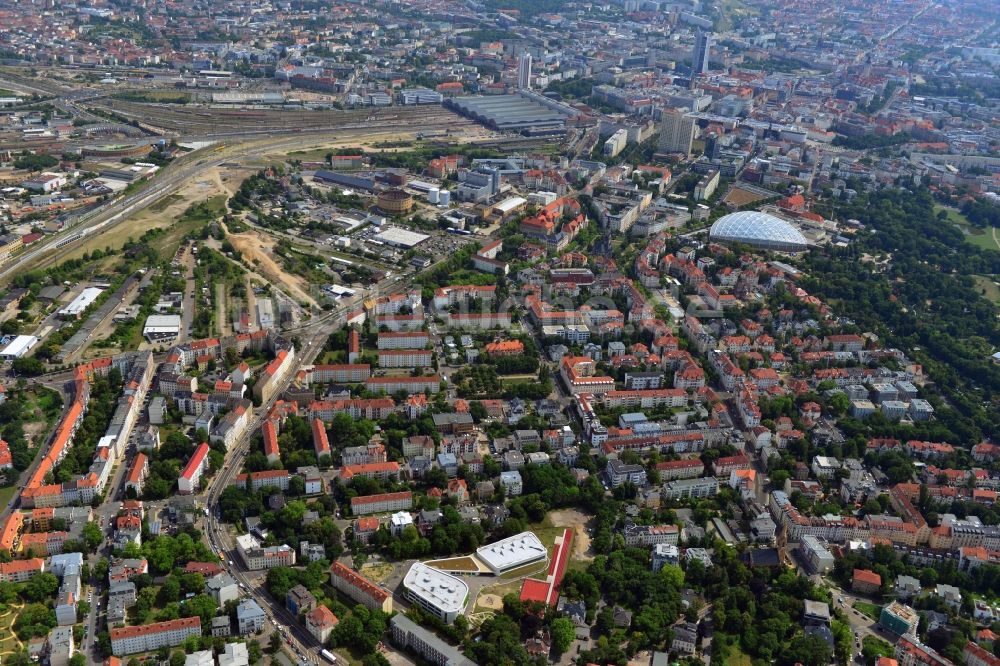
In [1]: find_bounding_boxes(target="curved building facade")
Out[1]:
[377,189,414,214]
[402,562,468,624]
[709,211,808,252]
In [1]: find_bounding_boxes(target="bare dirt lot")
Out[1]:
[722,185,772,207]
[225,226,317,306]
[476,593,503,610]
[359,562,395,585]
[65,165,251,262]
[549,508,595,562]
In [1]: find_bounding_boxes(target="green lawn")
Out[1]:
[972,275,1000,305]
[149,193,183,213]
[712,633,753,666]
[0,486,17,509]
[500,374,538,386]
[853,600,881,620]
[965,229,999,252]
[936,205,999,251]
[149,195,228,259]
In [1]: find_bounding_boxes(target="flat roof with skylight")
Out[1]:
[475,531,547,574]
[373,227,430,248]
[402,562,469,623]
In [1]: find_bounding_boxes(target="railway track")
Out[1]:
[1,116,498,279]
[83,98,471,136]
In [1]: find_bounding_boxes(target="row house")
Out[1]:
[365,376,442,395]
[342,442,387,466]
[432,285,496,310]
[233,470,291,493]
[713,453,751,477]
[329,562,393,613]
[379,349,434,368]
[312,418,331,460]
[709,351,744,390]
[350,491,413,516]
[210,401,252,450]
[440,312,513,330]
[308,364,371,384]
[623,524,679,548]
[656,459,705,480]
[379,314,425,332]
[602,431,707,456]
[377,332,430,350]
[735,384,762,429]
[373,292,422,316]
[560,356,615,395]
[263,421,281,464]
[339,462,401,483]
[253,348,297,405]
[602,389,687,409]
[309,398,396,421]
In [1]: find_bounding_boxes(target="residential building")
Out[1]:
[662,476,719,500]
[659,110,696,157]
[305,606,338,644]
[205,573,239,606]
[799,535,834,573]
[880,601,919,637]
[236,599,266,635]
[218,642,247,666]
[0,558,45,583]
[110,617,202,655]
[329,562,393,613]
[48,626,74,666]
[389,615,477,666]
[286,585,316,616]
[623,524,679,548]
[672,622,698,655]
[235,534,296,570]
[123,454,148,497]
[177,443,210,494]
[852,569,882,595]
[350,491,413,516]
[651,544,680,571]
[499,471,522,496]
[965,641,1000,666]
[606,458,647,487]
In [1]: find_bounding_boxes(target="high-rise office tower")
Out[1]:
[705,132,720,160]
[692,30,712,75]
[517,52,532,90]
[658,109,697,157]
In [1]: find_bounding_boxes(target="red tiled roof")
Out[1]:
[109,616,201,640]
[329,562,389,602]
[179,443,209,481]
[853,568,881,586]
[350,491,412,506]
[125,453,147,484]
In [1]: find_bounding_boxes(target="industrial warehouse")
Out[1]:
[445,92,579,134]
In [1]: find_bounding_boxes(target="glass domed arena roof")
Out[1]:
[709,211,808,252]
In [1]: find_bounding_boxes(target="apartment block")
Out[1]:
[110,617,202,655]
